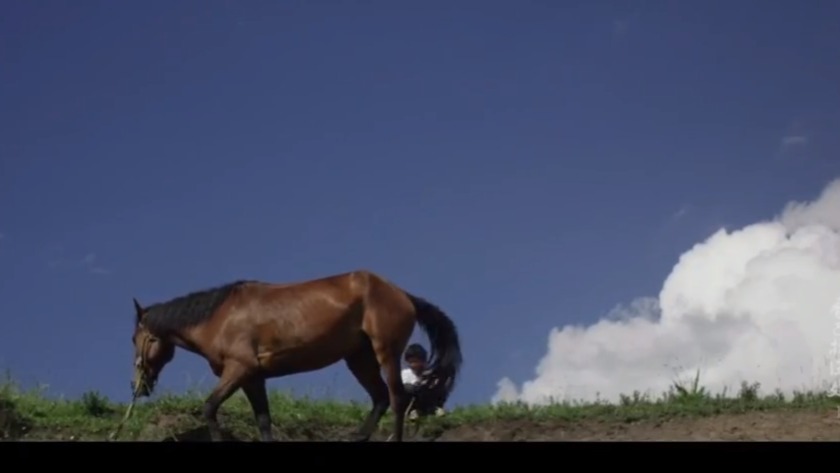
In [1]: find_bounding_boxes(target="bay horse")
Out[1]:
[128,269,462,442]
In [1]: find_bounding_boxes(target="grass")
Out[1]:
[1,369,838,441]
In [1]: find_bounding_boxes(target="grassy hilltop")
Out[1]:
[1,372,839,441]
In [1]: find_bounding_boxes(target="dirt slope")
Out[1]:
[120,408,840,441]
[435,410,840,441]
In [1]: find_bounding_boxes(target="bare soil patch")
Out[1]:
[146,408,840,441]
[436,409,840,441]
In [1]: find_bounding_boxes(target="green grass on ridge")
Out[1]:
[1,369,837,441]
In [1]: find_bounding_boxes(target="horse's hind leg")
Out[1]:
[375,347,408,442]
[344,336,390,441]
[241,376,274,442]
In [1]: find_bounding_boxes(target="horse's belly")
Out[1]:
[252,305,365,376]
[255,335,356,376]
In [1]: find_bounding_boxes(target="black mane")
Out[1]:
[142,280,253,335]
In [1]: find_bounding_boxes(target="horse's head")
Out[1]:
[130,298,174,398]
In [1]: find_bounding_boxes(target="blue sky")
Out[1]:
[1,1,839,407]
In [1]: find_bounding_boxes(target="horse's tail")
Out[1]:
[403,292,463,399]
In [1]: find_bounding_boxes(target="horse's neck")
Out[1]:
[165,329,202,355]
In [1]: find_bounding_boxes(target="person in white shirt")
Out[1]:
[401,343,446,419]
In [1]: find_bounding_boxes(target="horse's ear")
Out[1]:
[133,298,144,325]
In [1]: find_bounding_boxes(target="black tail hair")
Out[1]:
[404,292,463,398]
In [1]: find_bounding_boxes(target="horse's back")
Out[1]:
[220,270,415,339]
[255,269,415,334]
[200,270,419,376]
[239,270,363,306]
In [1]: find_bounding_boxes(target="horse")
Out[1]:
[128,269,463,442]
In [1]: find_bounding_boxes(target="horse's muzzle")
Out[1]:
[131,380,151,397]
[131,371,155,397]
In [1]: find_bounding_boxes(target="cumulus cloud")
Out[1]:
[493,178,840,405]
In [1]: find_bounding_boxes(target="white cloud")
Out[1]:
[781,135,808,147]
[672,205,690,220]
[493,178,840,405]
[82,252,111,275]
[45,249,111,275]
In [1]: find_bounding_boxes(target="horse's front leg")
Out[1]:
[203,362,250,441]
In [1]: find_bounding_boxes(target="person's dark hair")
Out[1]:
[404,343,427,361]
